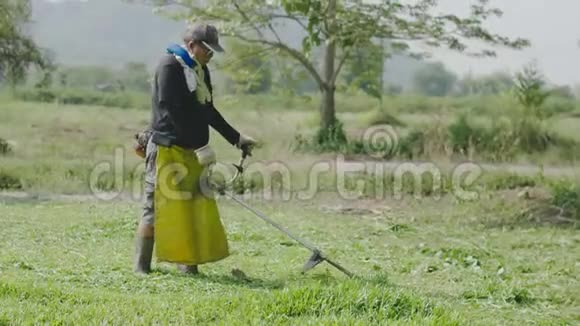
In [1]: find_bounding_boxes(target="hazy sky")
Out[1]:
[432,0,580,86]
[40,0,580,86]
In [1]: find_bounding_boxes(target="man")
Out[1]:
[133,22,256,274]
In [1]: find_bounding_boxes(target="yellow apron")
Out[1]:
[153,144,229,265]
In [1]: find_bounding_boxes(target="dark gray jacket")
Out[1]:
[149,54,240,149]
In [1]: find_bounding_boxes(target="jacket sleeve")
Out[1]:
[206,104,241,146]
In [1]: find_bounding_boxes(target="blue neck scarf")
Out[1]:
[166,44,196,69]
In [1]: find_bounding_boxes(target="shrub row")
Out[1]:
[12,88,150,110]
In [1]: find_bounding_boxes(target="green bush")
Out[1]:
[0,138,12,155]
[455,115,571,159]
[549,180,580,224]
[364,110,406,127]
[447,115,486,155]
[396,119,451,160]
[315,121,349,152]
[541,97,577,116]
[397,130,426,159]
[291,97,578,161]
[13,88,149,110]
[412,62,457,97]
[294,118,406,158]
[481,173,538,191]
[294,120,350,153]
[396,113,576,161]
[14,88,56,102]
[512,178,580,228]
[0,171,22,190]
[512,118,553,153]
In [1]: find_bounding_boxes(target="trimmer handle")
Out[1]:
[240,143,252,159]
[208,144,251,194]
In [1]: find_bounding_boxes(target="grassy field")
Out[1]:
[1,194,578,324]
[1,97,579,324]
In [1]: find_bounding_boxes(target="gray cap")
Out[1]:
[183,22,225,53]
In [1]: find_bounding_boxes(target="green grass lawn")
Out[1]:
[1,194,578,324]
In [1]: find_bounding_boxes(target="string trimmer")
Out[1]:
[208,147,354,278]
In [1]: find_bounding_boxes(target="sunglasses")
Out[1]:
[201,41,215,56]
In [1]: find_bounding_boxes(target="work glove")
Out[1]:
[237,134,257,157]
[194,144,217,167]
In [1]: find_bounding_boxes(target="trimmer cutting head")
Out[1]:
[303,250,325,273]
[301,250,354,277]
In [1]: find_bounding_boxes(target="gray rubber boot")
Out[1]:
[133,236,154,274]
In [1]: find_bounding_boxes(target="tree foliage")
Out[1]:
[0,0,48,84]
[343,42,384,99]
[413,61,457,97]
[218,38,272,94]
[514,62,550,118]
[143,0,530,130]
[455,71,514,96]
[148,0,529,85]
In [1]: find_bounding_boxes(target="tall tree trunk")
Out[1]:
[320,0,337,130]
[320,83,335,129]
[379,38,385,111]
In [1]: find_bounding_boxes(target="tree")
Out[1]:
[0,0,48,85]
[455,71,514,96]
[272,58,318,95]
[413,61,457,97]
[343,42,384,100]
[145,0,529,135]
[514,61,550,118]
[218,38,272,94]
